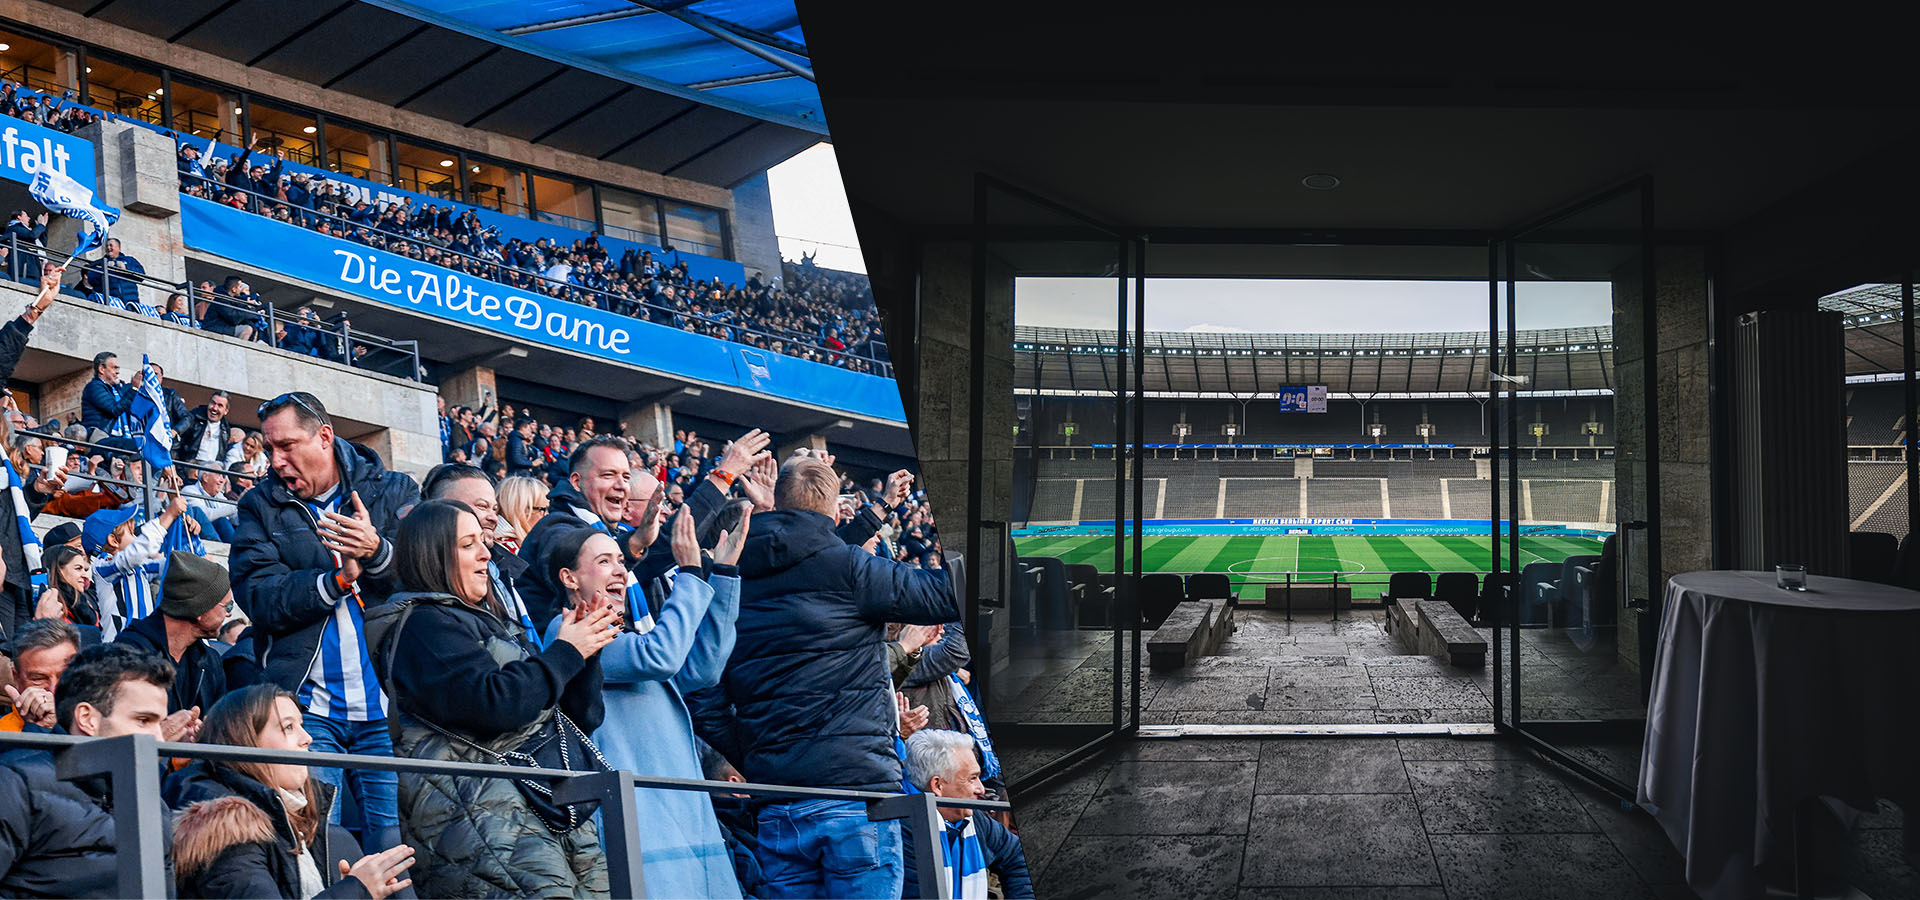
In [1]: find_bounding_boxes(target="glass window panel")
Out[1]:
[81,54,163,126]
[598,186,661,244]
[531,173,593,229]
[465,156,527,216]
[393,140,461,201]
[321,119,378,181]
[662,201,724,257]
[247,101,320,166]
[168,77,241,144]
[0,30,68,95]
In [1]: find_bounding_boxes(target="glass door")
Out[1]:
[1491,179,1656,793]
[979,175,1145,792]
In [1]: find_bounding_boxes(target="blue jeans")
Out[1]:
[302,713,399,843]
[757,798,903,899]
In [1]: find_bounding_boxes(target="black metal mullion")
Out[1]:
[1906,279,1918,540]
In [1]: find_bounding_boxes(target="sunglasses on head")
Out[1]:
[257,392,324,423]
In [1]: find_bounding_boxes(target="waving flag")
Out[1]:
[128,355,176,478]
[156,510,208,585]
[28,166,120,258]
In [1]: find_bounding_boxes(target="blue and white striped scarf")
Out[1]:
[1,458,41,572]
[940,815,989,900]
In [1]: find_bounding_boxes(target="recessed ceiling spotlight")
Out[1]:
[439,159,454,167]
[1301,173,1341,190]
[302,125,317,134]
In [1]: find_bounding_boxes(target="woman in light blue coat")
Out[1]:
[547,504,750,899]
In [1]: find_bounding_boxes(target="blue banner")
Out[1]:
[179,195,905,422]
[1,116,97,194]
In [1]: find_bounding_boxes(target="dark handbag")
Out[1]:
[382,603,612,834]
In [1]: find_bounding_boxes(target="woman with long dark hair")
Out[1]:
[32,543,101,629]
[164,683,415,898]
[383,498,618,898]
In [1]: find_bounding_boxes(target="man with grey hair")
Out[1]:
[901,730,1033,899]
[700,456,958,899]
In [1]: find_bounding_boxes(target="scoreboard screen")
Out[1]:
[1277,385,1328,413]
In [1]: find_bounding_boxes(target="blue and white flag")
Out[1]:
[128,355,176,477]
[155,508,207,586]
[28,166,120,257]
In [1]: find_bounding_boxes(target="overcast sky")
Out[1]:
[769,143,1615,332]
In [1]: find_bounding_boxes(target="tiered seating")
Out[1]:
[1390,485,1445,518]
[1848,462,1903,522]
[1222,478,1298,517]
[1528,480,1607,524]
[1846,384,1905,446]
[1161,476,1221,517]
[1304,479,1385,517]
[1028,479,1079,521]
[1444,479,1492,519]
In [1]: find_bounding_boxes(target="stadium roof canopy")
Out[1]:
[1819,283,1912,376]
[1015,325,1616,396]
[47,0,824,186]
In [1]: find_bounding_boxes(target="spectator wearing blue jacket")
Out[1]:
[693,457,959,900]
[80,240,145,309]
[79,352,138,445]
[900,730,1033,900]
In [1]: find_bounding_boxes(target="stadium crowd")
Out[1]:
[0,253,1023,898]
[174,135,891,376]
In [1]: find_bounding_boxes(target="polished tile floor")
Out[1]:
[1011,735,1914,900]
[995,610,1915,898]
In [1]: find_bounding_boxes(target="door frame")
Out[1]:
[1488,175,1660,797]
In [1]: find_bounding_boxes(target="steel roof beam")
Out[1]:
[630,1,813,81]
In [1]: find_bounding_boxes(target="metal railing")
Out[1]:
[181,175,893,376]
[0,729,1001,899]
[17,429,244,523]
[5,232,423,382]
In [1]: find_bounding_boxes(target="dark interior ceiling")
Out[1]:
[45,0,823,186]
[799,6,1920,261]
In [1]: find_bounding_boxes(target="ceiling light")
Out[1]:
[1301,173,1341,190]
[439,159,454,167]
[302,125,317,134]
[0,44,11,52]
[470,165,481,173]
[85,66,92,73]
[154,87,163,95]
[233,106,243,115]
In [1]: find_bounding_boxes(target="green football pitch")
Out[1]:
[1011,533,1606,586]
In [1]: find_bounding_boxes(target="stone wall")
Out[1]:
[14,285,440,478]
[1612,245,1712,674]
[913,242,1017,675]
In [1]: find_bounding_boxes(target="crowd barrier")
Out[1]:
[0,729,1002,899]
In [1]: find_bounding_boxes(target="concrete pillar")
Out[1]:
[619,401,674,451]
[72,120,185,284]
[1612,245,1712,676]
[439,365,496,413]
[909,242,1016,678]
[55,49,80,92]
[777,433,828,461]
[729,171,781,284]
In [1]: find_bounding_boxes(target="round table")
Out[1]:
[1637,571,1920,899]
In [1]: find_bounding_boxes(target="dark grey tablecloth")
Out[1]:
[1637,571,1920,899]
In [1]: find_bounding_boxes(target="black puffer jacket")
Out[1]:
[173,405,236,464]
[230,437,420,692]
[163,761,367,899]
[702,509,957,793]
[0,749,122,897]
